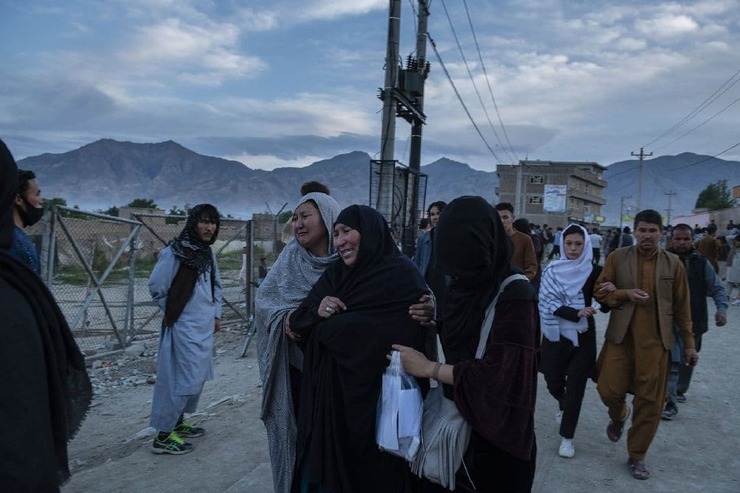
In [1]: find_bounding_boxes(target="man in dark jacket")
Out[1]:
[662,224,727,419]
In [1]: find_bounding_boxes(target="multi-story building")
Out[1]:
[496,160,608,229]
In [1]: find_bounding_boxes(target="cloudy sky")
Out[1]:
[2,0,740,172]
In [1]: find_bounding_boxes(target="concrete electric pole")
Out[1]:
[631,147,653,211]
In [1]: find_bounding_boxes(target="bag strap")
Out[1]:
[474,273,529,358]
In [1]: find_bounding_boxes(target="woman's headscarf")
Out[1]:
[0,139,92,486]
[334,204,399,271]
[539,224,592,344]
[163,203,220,328]
[433,196,512,364]
[254,192,341,493]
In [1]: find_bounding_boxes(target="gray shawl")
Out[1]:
[255,192,341,493]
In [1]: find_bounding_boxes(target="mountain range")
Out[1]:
[16,139,739,225]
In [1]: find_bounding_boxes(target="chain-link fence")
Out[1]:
[38,206,255,357]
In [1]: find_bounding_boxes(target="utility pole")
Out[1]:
[664,190,676,226]
[377,0,402,222]
[376,0,430,256]
[631,147,652,211]
[404,0,429,255]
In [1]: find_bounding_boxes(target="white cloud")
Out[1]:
[635,13,699,38]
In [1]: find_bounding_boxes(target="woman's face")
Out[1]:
[563,232,585,260]
[292,201,327,256]
[333,223,361,267]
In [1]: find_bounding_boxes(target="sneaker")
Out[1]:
[558,438,575,458]
[174,419,205,438]
[676,393,687,403]
[731,298,740,306]
[661,401,678,420]
[151,431,194,455]
[555,409,563,425]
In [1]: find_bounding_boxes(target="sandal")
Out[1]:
[606,405,630,442]
[628,458,650,480]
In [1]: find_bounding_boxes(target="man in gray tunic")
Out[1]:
[148,204,223,454]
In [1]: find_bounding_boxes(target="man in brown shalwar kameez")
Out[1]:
[594,209,698,480]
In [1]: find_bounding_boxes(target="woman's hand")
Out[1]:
[596,281,616,293]
[391,344,435,378]
[283,310,301,341]
[409,294,435,324]
[318,296,347,318]
[578,307,597,318]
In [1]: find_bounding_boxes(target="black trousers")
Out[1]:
[541,329,596,439]
[677,332,703,394]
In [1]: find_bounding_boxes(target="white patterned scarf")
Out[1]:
[539,224,592,346]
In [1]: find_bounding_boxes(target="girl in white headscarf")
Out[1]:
[539,224,607,460]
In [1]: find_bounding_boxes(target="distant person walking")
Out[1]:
[148,204,223,455]
[589,228,603,265]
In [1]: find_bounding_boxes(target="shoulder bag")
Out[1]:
[411,274,528,490]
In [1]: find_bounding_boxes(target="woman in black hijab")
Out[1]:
[0,139,92,491]
[289,205,429,493]
[394,196,539,492]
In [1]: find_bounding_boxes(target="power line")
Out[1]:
[427,31,505,162]
[462,0,518,162]
[642,65,740,149]
[439,0,516,163]
[653,95,740,153]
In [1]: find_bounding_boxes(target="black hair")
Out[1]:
[494,202,514,214]
[17,169,36,197]
[563,224,585,238]
[300,181,330,196]
[633,209,662,229]
[671,223,693,236]
[512,218,531,234]
[427,201,447,214]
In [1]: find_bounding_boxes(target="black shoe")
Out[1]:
[676,392,687,403]
[173,419,205,438]
[151,431,194,455]
[661,401,678,420]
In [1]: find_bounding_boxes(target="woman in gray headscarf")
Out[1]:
[255,192,341,493]
[256,193,434,493]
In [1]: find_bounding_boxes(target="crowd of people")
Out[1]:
[1,133,736,492]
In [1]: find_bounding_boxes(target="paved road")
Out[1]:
[63,307,740,493]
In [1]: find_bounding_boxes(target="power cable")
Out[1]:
[653,95,740,153]
[427,31,505,162]
[642,66,740,149]
[439,0,516,163]
[462,0,518,162]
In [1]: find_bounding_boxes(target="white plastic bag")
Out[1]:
[376,350,422,461]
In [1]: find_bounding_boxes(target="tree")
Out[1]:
[100,206,119,217]
[126,198,158,209]
[278,211,293,224]
[695,179,736,211]
[43,197,67,212]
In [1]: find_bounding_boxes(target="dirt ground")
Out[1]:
[62,307,740,493]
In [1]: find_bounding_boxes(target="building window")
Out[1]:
[528,196,542,204]
[529,175,544,184]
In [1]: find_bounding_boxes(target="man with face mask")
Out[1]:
[6,169,44,274]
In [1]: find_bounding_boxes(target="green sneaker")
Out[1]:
[151,431,194,455]
[173,419,205,438]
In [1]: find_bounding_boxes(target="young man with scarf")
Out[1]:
[148,204,223,454]
[6,168,44,274]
